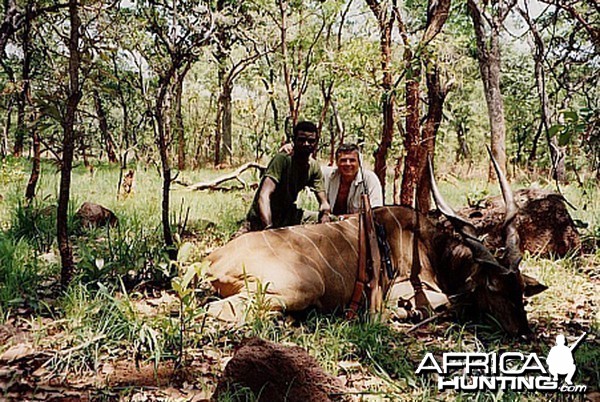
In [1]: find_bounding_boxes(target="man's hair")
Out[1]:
[293,121,318,138]
[335,143,360,159]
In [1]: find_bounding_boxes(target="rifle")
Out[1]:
[362,193,383,314]
[346,149,390,317]
[356,153,386,315]
[569,332,587,352]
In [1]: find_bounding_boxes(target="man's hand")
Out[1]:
[316,191,331,223]
[279,143,294,155]
[319,209,331,223]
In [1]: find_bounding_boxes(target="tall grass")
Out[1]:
[44,282,167,377]
[0,233,44,319]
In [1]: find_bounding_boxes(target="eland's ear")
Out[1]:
[522,274,548,297]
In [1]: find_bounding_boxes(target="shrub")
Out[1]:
[0,233,42,316]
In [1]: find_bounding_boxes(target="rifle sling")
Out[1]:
[346,195,390,318]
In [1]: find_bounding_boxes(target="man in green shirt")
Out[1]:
[238,121,331,235]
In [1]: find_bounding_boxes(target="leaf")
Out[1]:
[558,131,573,146]
[548,124,562,138]
[177,242,194,264]
[181,263,197,290]
[172,278,182,294]
[562,111,578,122]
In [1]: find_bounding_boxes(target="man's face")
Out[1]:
[293,131,318,156]
[336,151,360,180]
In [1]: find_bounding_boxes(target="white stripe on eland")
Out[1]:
[285,228,346,284]
[302,225,354,273]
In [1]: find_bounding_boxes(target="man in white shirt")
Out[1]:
[323,143,383,215]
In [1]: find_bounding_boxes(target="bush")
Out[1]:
[0,233,42,316]
[9,198,57,252]
[46,283,167,375]
[75,223,171,289]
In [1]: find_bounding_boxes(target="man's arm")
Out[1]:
[367,171,384,207]
[279,143,294,155]
[315,191,331,223]
[258,177,277,228]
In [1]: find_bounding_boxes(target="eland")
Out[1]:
[205,156,546,335]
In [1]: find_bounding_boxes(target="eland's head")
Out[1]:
[429,154,547,336]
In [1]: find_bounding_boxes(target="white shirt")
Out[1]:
[323,166,384,214]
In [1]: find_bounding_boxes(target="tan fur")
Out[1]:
[206,206,442,321]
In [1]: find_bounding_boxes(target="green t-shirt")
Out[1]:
[247,153,325,228]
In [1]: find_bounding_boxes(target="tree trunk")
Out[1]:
[468,0,508,180]
[366,0,395,198]
[25,131,40,200]
[261,62,279,132]
[1,98,13,157]
[174,64,190,171]
[92,89,117,163]
[214,56,226,166]
[416,66,447,212]
[156,69,177,260]
[220,82,232,164]
[400,71,420,207]
[13,2,28,159]
[4,1,28,160]
[113,53,130,152]
[59,0,82,287]
[279,0,299,128]
[456,121,470,162]
[214,57,234,166]
[13,93,25,156]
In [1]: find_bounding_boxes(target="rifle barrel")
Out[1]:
[569,332,587,351]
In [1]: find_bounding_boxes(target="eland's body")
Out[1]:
[206,157,547,335]
[207,206,444,320]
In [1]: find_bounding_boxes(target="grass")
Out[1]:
[0,156,598,401]
[0,233,45,318]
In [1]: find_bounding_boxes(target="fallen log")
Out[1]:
[174,162,265,191]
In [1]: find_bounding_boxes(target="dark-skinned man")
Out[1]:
[236,121,331,236]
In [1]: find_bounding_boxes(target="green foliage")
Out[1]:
[342,317,415,382]
[170,244,209,363]
[0,233,43,318]
[214,384,257,402]
[8,197,60,252]
[466,188,490,208]
[549,108,593,147]
[75,223,170,288]
[46,282,167,376]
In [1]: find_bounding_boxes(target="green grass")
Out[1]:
[0,157,597,400]
[0,232,46,318]
[42,282,170,378]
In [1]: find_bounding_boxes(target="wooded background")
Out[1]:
[0,0,598,284]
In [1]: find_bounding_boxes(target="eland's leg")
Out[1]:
[206,294,250,323]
